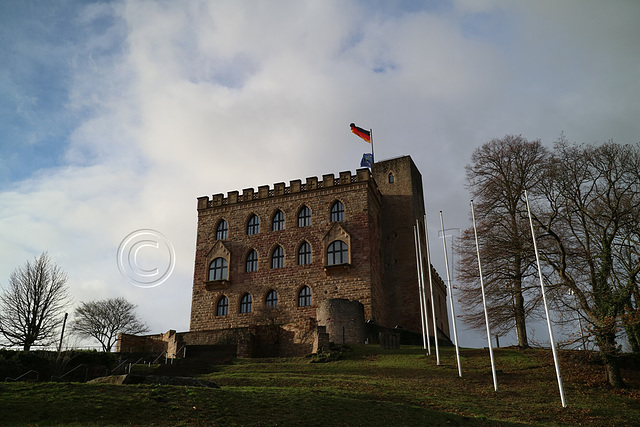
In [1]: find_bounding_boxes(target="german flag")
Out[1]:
[350,123,371,143]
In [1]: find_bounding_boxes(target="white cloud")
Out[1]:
[1,0,639,348]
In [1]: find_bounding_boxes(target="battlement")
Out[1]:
[197,168,372,210]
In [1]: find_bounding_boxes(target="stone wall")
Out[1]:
[316,298,365,345]
[117,332,167,354]
[190,168,384,332]
[117,320,323,359]
[372,156,449,334]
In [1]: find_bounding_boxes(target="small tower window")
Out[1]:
[388,172,394,183]
[298,205,311,227]
[245,249,258,272]
[271,245,284,269]
[216,220,228,240]
[298,241,311,265]
[330,201,344,222]
[298,286,312,307]
[240,293,253,314]
[247,214,259,235]
[272,210,285,231]
[266,290,278,308]
[216,296,229,316]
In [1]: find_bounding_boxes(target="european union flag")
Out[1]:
[360,153,374,168]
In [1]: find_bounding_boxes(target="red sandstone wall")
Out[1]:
[190,171,381,333]
[372,156,449,337]
[117,333,167,354]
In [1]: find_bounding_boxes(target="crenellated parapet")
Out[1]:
[197,168,372,210]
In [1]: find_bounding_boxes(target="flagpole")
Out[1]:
[525,190,566,407]
[370,129,374,163]
[413,225,428,353]
[470,200,498,392]
[416,220,432,356]
[424,214,440,365]
[440,210,462,377]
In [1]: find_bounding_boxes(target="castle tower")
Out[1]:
[372,156,449,336]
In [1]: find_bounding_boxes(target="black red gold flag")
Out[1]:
[350,123,371,143]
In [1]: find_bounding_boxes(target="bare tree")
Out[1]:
[457,135,548,348]
[0,252,70,350]
[533,139,640,387]
[72,297,149,352]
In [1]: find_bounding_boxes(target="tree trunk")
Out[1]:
[602,350,624,388]
[624,323,640,355]
[23,336,35,351]
[597,329,624,387]
[604,355,624,388]
[514,279,529,348]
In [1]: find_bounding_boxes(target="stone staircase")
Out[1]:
[153,344,235,377]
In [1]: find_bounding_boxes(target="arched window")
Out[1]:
[247,214,259,235]
[388,172,395,183]
[208,257,228,281]
[216,296,229,316]
[240,293,252,314]
[298,286,311,307]
[330,201,344,222]
[298,205,311,227]
[271,245,284,269]
[245,249,258,272]
[327,240,348,265]
[265,290,278,309]
[272,210,285,231]
[216,220,228,240]
[298,241,311,265]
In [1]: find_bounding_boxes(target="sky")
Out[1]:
[1,0,639,350]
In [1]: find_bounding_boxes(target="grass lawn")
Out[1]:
[1,345,639,426]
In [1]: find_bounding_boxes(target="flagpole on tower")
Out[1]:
[370,129,374,164]
[351,123,374,168]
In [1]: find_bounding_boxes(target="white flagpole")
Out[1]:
[524,190,566,407]
[470,200,498,392]
[413,225,428,352]
[416,220,432,355]
[440,211,462,377]
[424,214,440,365]
[370,129,374,163]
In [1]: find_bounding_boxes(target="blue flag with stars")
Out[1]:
[360,153,374,168]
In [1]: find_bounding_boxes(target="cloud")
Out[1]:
[1,0,639,348]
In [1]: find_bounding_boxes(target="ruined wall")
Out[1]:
[117,323,320,358]
[117,332,167,354]
[316,298,365,345]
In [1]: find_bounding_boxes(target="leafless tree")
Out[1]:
[457,135,548,348]
[532,139,640,387]
[0,252,70,350]
[72,297,149,352]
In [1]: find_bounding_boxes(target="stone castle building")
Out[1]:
[118,155,450,357]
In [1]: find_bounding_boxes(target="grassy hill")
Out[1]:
[1,345,639,425]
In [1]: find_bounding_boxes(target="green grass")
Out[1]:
[1,346,639,426]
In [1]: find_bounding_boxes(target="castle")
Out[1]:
[118,155,450,357]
